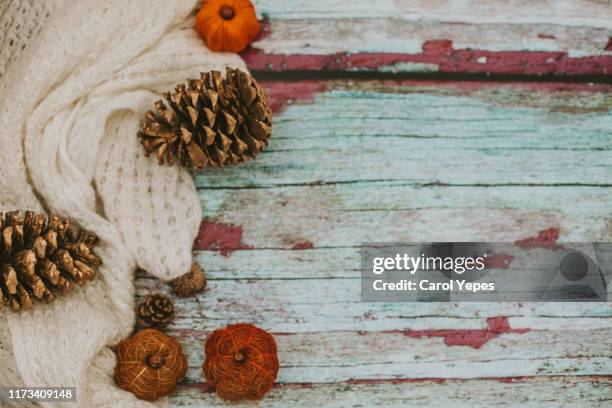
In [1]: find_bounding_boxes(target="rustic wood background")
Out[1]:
[136,1,612,406]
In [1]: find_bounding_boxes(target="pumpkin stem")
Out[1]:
[147,352,165,368]
[219,5,235,20]
[234,350,247,363]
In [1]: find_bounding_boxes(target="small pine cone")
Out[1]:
[138,67,272,170]
[169,262,207,298]
[0,211,101,312]
[137,294,174,329]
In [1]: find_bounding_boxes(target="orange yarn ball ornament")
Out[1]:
[203,323,279,401]
[115,329,188,401]
[195,0,260,53]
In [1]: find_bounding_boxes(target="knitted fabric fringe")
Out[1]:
[0,1,245,406]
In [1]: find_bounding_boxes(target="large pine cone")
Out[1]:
[0,211,101,311]
[138,67,272,170]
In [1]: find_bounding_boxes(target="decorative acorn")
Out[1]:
[169,262,207,298]
[0,210,101,311]
[138,67,272,170]
[115,329,188,401]
[203,323,279,401]
[137,294,174,329]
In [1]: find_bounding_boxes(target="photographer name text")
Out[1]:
[371,253,495,293]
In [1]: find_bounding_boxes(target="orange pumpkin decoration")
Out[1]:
[203,323,279,401]
[196,0,260,53]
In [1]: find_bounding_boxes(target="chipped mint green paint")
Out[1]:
[376,62,439,73]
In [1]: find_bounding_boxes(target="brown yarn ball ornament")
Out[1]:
[115,329,188,401]
[203,323,279,401]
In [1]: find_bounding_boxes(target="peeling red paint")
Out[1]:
[515,227,561,250]
[292,241,314,250]
[605,38,612,52]
[243,40,612,76]
[393,317,529,349]
[496,376,530,383]
[194,220,253,256]
[537,33,556,40]
[174,328,206,340]
[422,39,454,53]
[492,375,611,383]
[284,382,315,389]
[484,253,514,269]
[261,80,328,113]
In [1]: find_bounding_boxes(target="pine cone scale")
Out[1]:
[2,266,18,294]
[44,230,58,252]
[38,259,59,285]
[16,286,32,309]
[3,227,13,252]
[186,142,208,169]
[33,236,47,258]
[247,117,270,140]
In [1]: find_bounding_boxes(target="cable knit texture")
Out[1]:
[0,1,245,406]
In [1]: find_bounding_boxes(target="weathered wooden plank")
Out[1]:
[193,186,612,244]
[173,377,612,407]
[197,82,612,186]
[261,80,612,113]
[168,326,612,383]
[188,247,612,292]
[136,276,612,334]
[253,0,612,26]
[246,1,612,75]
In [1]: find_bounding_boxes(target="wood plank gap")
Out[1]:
[197,181,612,190]
[183,374,612,388]
[253,70,612,84]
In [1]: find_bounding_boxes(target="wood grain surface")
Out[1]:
[135,2,612,406]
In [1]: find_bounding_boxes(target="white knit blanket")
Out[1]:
[0,1,245,406]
